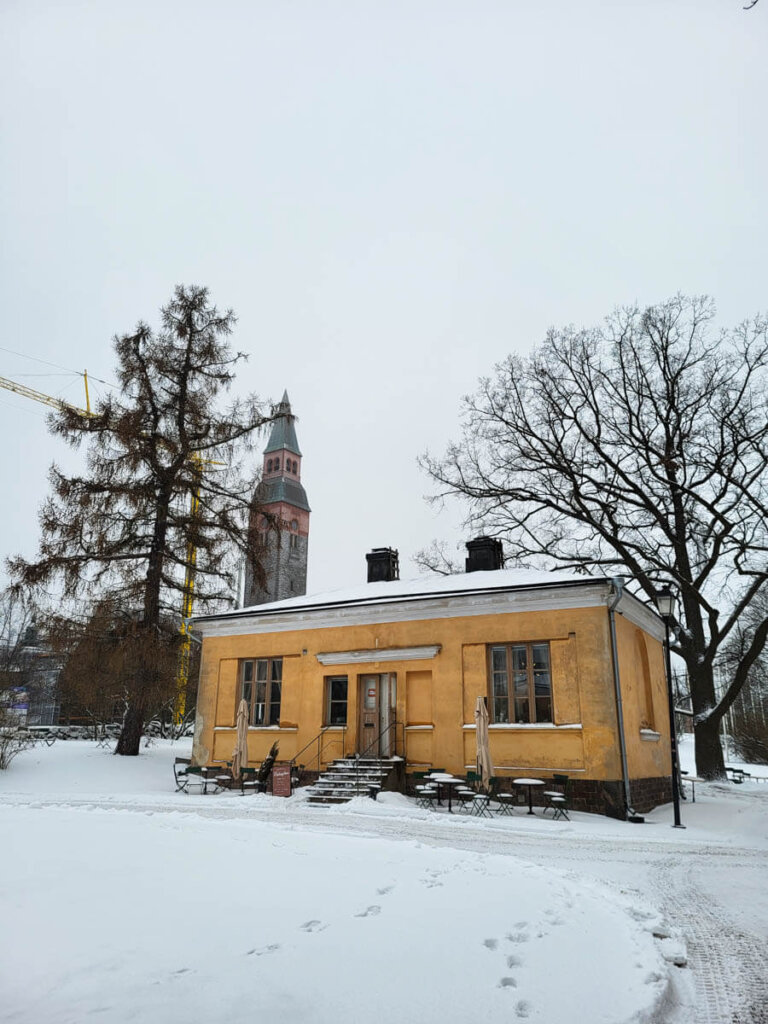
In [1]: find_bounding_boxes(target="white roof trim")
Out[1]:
[615,591,665,642]
[316,645,441,666]
[194,581,614,637]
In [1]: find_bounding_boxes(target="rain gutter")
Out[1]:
[608,578,643,823]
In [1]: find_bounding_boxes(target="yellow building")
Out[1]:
[192,552,672,816]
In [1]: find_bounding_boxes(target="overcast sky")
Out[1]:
[1,0,766,602]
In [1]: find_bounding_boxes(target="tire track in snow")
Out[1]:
[652,856,768,1024]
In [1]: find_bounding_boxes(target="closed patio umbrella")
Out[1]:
[231,698,249,781]
[475,696,493,791]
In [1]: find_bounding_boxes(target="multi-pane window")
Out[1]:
[325,676,348,725]
[489,643,552,724]
[241,658,282,726]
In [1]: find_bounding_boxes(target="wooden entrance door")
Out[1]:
[358,674,396,756]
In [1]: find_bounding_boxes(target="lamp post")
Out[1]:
[654,586,685,829]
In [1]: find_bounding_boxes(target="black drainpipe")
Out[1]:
[608,578,644,823]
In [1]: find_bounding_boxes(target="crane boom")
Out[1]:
[0,373,93,417]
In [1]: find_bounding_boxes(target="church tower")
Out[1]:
[244,391,310,606]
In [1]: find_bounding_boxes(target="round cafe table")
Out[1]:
[513,777,545,815]
[429,773,462,813]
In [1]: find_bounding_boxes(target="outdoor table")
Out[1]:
[429,773,462,812]
[513,777,545,815]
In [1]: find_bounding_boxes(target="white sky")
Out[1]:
[1,0,766,601]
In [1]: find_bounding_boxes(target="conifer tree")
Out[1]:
[9,285,272,754]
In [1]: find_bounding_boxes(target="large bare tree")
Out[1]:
[9,285,273,755]
[421,296,768,779]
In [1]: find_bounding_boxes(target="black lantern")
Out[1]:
[654,586,676,621]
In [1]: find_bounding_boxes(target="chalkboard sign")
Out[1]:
[272,764,292,798]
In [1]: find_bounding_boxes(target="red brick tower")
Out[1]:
[244,391,310,605]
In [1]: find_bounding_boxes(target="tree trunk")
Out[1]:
[115,703,145,756]
[694,717,726,780]
[687,659,726,780]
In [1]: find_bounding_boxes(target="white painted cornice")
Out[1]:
[193,581,614,638]
[316,645,441,665]
[615,591,665,642]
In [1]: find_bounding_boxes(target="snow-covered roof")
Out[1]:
[195,567,607,624]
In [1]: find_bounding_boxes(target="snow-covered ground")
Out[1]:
[1,738,767,1024]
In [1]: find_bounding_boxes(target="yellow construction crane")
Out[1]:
[1,369,200,724]
[0,371,93,417]
[176,451,203,724]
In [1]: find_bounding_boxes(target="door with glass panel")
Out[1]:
[357,673,397,755]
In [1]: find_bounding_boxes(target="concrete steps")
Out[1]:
[306,757,397,805]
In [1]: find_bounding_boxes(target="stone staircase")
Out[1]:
[305,757,398,805]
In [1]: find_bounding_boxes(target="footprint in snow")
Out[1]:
[506,931,529,944]
[506,954,522,968]
[300,920,328,933]
[483,938,498,951]
[515,1000,532,1018]
[498,977,518,989]
[376,885,394,895]
[246,944,280,957]
[355,905,381,918]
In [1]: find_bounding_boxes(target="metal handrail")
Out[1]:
[354,719,404,793]
[290,724,347,775]
[358,718,404,761]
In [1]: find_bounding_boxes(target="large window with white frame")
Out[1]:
[241,657,282,726]
[488,643,552,724]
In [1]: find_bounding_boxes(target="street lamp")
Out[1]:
[654,586,685,828]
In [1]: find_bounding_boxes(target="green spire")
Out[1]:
[264,390,302,455]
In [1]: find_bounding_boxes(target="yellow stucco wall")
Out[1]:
[192,603,668,782]
[614,613,672,779]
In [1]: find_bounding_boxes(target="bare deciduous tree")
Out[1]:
[9,285,274,755]
[51,599,194,741]
[421,296,768,779]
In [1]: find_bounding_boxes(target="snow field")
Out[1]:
[0,743,676,1024]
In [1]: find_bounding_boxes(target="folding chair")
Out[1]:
[495,792,516,816]
[550,795,569,821]
[415,784,438,809]
[469,792,493,818]
[455,787,477,813]
[543,774,571,820]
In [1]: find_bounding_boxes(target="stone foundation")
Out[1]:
[628,775,673,814]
